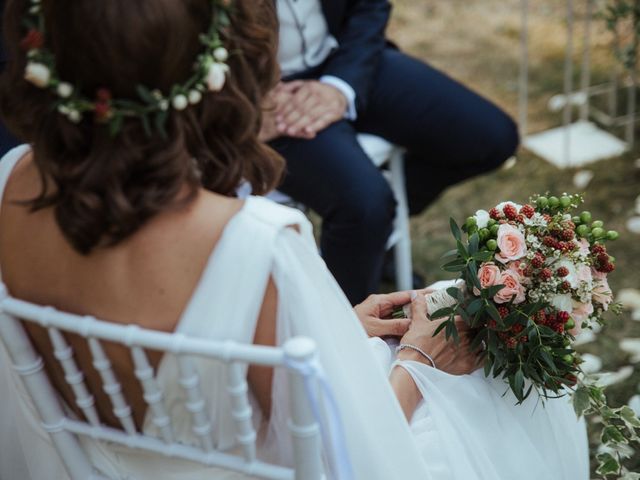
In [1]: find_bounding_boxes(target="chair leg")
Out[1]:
[388,150,414,291]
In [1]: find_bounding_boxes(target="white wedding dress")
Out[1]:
[0,145,589,479]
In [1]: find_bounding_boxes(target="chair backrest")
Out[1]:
[0,284,332,480]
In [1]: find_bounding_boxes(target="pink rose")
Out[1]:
[571,300,594,335]
[592,277,613,311]
[474,262,502,295]
[576,264,592,287]
[494,270,526,304]
[577,239,590,257]
[495,224,527,264]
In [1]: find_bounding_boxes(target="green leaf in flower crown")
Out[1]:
[450,218,462,242]
[136,85,155,104]
[573,385,591,417]
[596,452,620,476]
[154,110,169,139]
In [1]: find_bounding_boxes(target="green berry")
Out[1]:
[548,196,560,208]
[565,318,575,330]
[608,255,616,263]
[559,196,571,208]
[579,211,592,224]
[486,239,498,251]
[479,228,490,241]
[572,216,582,225]
[562,353,574,364]
[490,224,500,236]
[591,220,604,229]
[591,227,605,239]
[536,196,549,209]
[576,224,589,237]
[606,230,619,241]
[487,219,497,228]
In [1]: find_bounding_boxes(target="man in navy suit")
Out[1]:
[0,0,18,156]
[261,0,519,305]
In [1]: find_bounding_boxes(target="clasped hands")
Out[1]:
[354,290,483,376]
[259,80,348,142]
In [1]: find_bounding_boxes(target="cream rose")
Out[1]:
[474,209,490,229]
[24,62,51,88]
[495,224,527,263]
[206,62,229,92]
[494,270,526,304]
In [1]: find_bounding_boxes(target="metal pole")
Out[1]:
[519,0,529,137]
[563,0,575,166]
[579,0,593,122]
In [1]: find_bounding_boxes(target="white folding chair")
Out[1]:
[265,134,413,291]
[0,284,350,480]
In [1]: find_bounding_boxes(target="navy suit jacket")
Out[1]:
[318,0,392,113]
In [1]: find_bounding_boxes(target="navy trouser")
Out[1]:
[273,48,519,305]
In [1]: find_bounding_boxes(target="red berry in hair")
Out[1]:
[20,29,44,51]
[503,204,518,220]
[521,204,535,218]
[543,214,553,222]
[556,266,569,277]
[565,374,578,387]
[498,306,510,319]
[591,244,606,255]
[489,207,501,220]
[597,253,609,265]
[96,88,112,103]
[94,102,111,122]
[554,323,565,334]
[505,337,517,349]
[539,268,552,280]
[511,324,524,334]
[560,281,571,291]
[601,262,615,273]
[558,311,570,323]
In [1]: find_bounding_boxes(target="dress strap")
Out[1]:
[0,145,31,207]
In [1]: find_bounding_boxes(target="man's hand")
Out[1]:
[354,291,414,338]
[259,85,295,142]
[274,80,348,139]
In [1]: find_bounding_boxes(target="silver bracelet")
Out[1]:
[395,344,436,369]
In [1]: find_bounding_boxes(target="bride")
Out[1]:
[0,0,588,479]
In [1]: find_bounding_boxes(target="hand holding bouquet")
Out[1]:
[422,194,639,477]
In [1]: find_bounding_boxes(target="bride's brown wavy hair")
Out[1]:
[0,0,283,254]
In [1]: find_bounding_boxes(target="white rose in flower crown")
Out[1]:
[473,209,490,229]
[495,224,527,263]
[24,62,51,88]
[207,62,229,92]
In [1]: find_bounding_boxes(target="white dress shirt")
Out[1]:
[276,0,357,119]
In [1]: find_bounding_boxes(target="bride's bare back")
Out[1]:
[0,152,276,428]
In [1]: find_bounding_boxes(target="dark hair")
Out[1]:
[0,0,283,254]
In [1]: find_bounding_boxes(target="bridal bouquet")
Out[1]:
[426,194,640,476]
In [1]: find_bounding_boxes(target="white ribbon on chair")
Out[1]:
[284,355,354,480]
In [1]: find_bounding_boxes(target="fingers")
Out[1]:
[275,80,305,95]
[409,291,428,322]
[371,318,411,337]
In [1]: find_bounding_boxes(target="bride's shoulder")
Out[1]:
[242,195,311,233]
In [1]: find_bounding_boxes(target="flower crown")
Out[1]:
[21,0,233,137]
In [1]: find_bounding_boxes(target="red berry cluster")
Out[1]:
[498,306,510,319]
[556,266,569,277]
[539,268,552,280]
[489,207,501,220]
[592,244,615,273]
[531,252,545,268]
[95,88,113,122]
[520,204,535,219]
[503,204,518,220]
[20,29,44,51]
